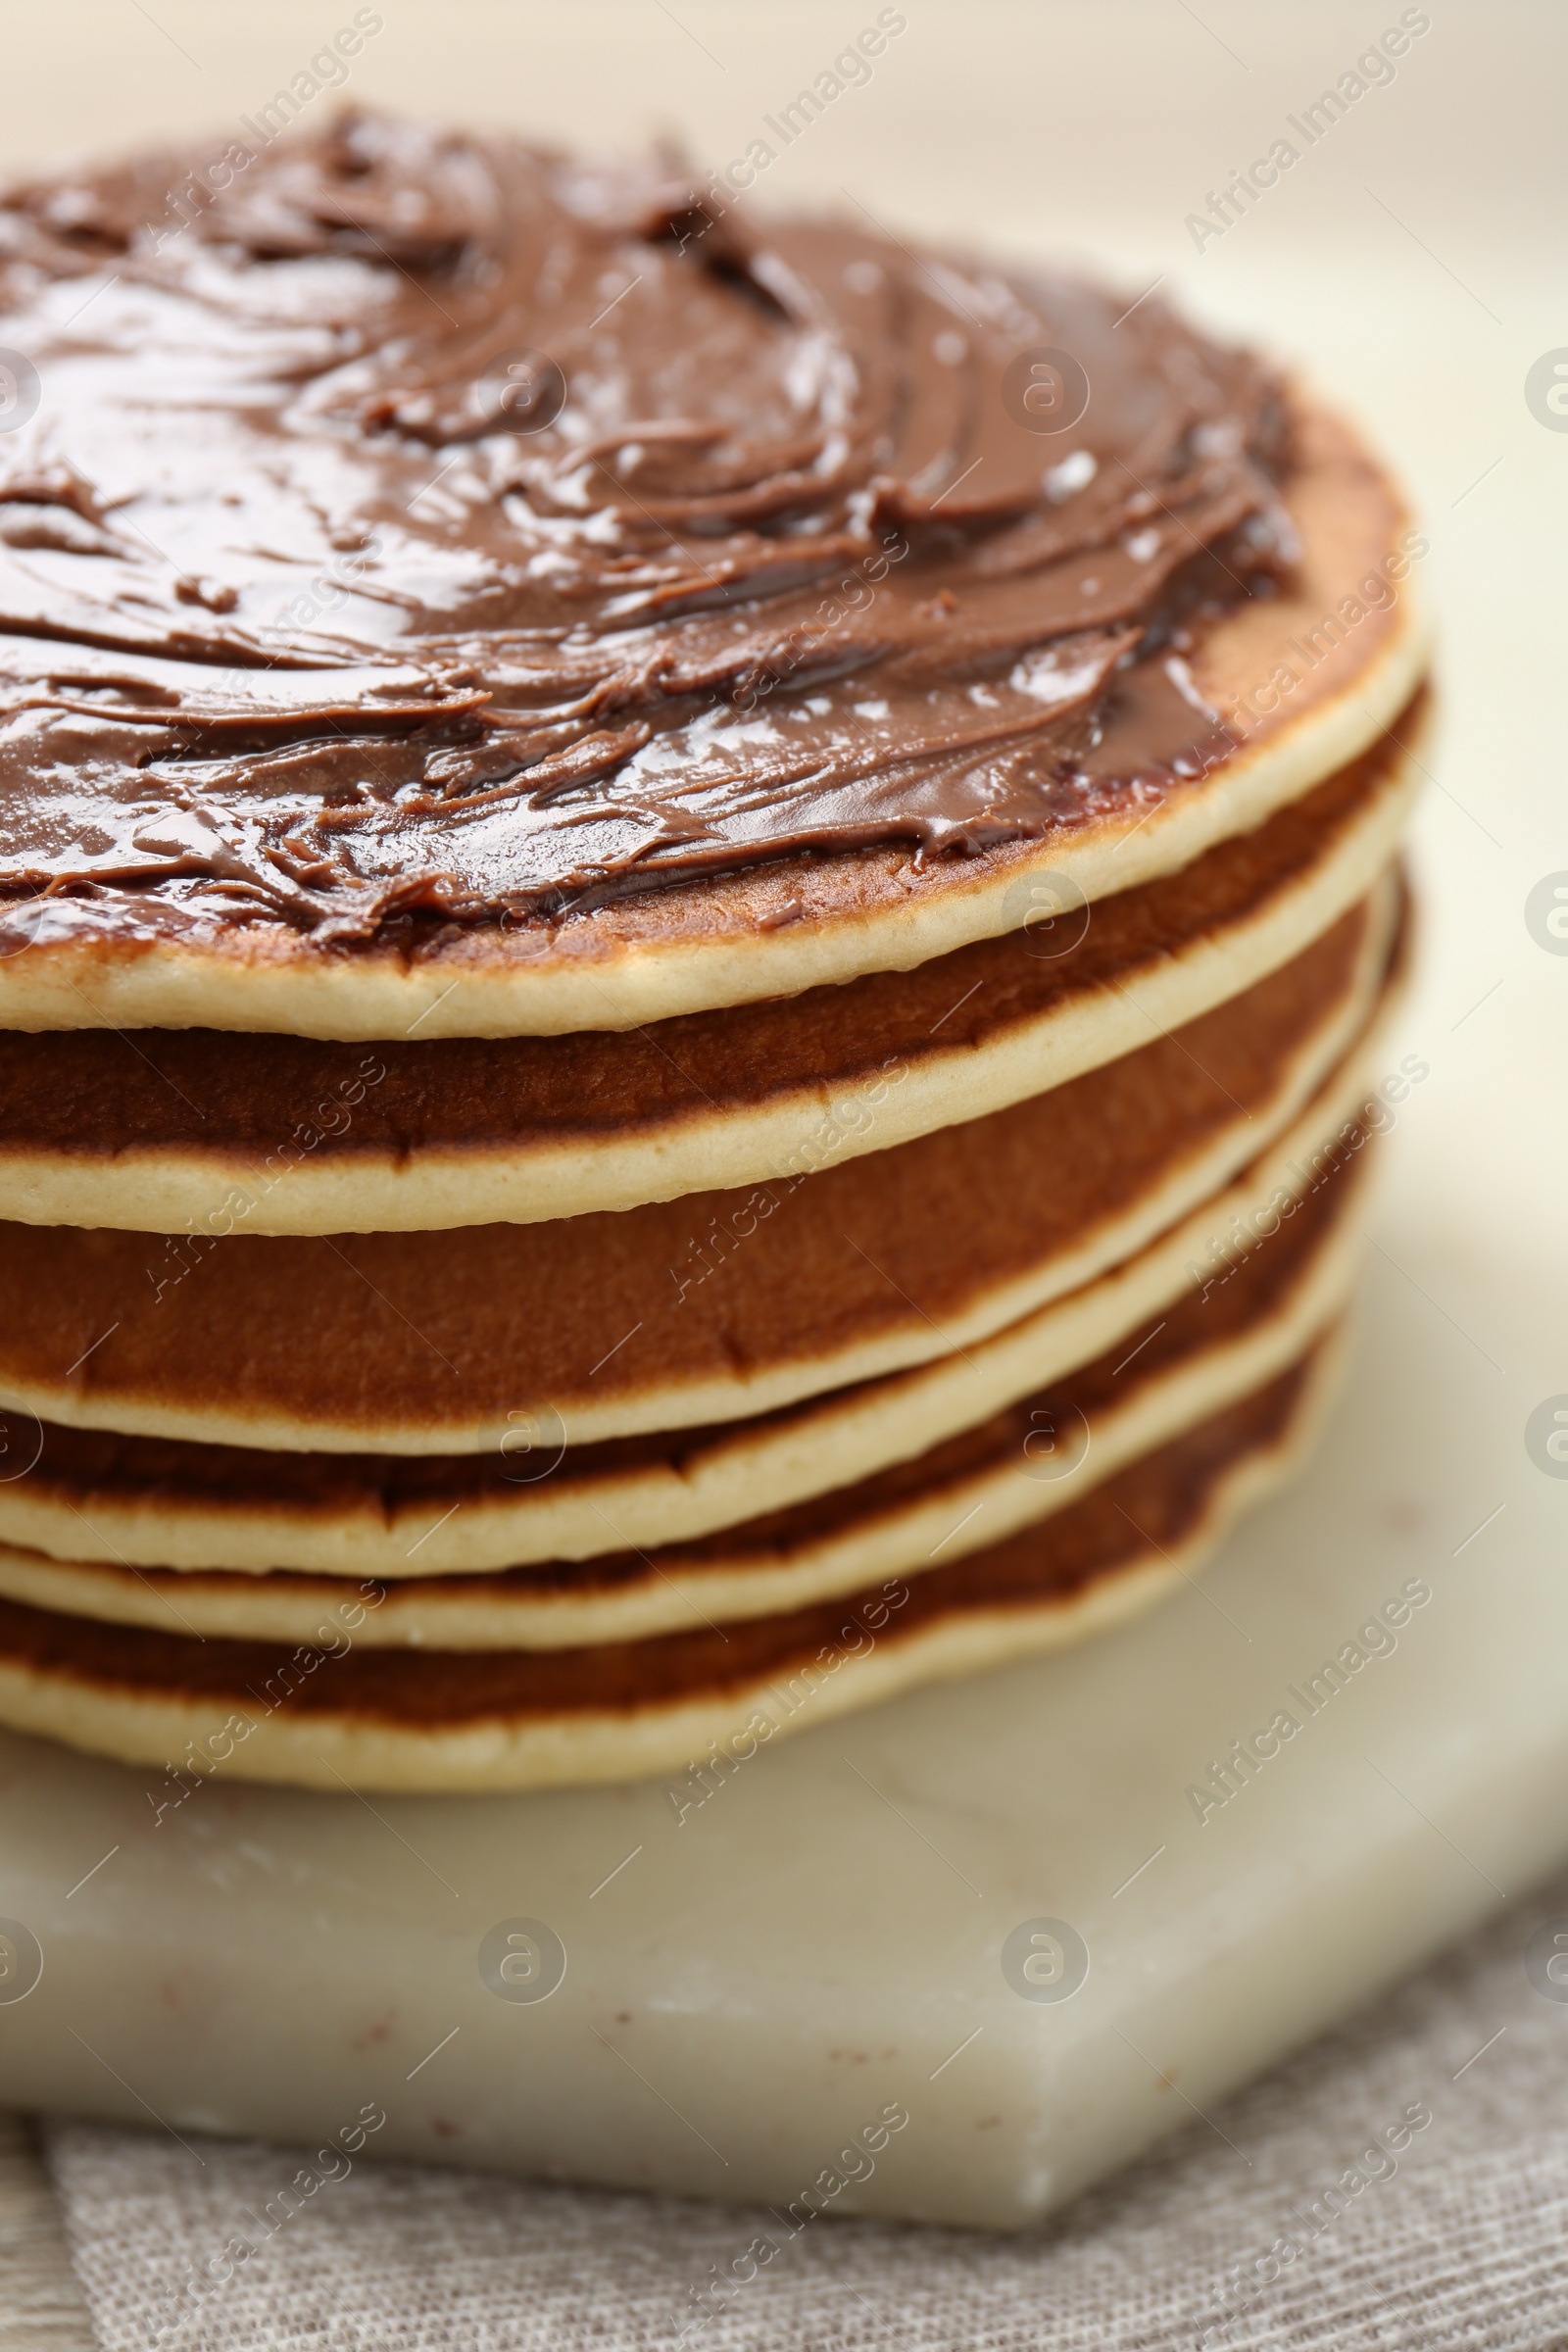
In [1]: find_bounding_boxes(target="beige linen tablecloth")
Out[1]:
[29,1864,1568,2351]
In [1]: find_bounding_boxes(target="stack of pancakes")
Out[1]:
[0,118,1428,1791]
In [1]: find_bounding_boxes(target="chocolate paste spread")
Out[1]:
[0,114,1294,950]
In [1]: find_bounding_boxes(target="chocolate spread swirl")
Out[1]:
[0,113,1294,948]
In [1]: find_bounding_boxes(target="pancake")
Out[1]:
[0,117,1428,1040]
[0,705,1422,1236]
[0,1140,1358,1647]
[0,1338,1341,1791]
[0,878,1407,1458]
[0,1043,1391,1576]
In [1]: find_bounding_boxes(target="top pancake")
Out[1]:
[0,117,1426,1038]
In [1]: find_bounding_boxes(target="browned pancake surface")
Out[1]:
[87,1155,1348,1613]
[0,1357,1310,1726]
[0,890,1392,1443]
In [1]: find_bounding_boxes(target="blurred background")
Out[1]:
[0,0,1553,1302]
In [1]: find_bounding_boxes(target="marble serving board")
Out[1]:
[0,1131,1560,2232]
